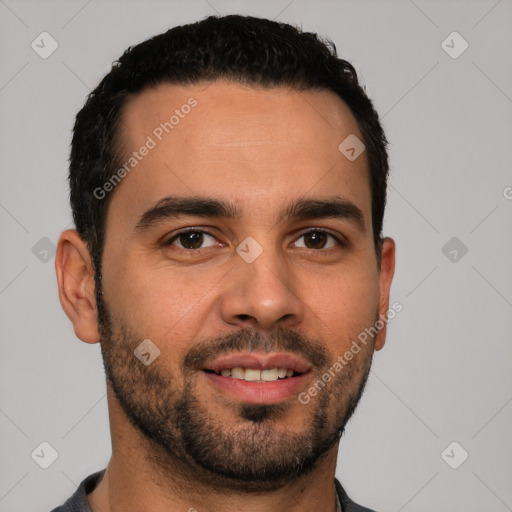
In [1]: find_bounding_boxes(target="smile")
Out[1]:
[200,352,312,404]
[203,367,301,382]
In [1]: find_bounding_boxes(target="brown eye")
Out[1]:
[167,230,217,250]
[294,230,340,250]
[304,232,328,249]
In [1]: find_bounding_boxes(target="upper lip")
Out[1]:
[203,352,312,374]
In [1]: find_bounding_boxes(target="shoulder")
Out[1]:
[49,470,106,512]
[335,478,380,512]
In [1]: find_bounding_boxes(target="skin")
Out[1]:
[56,80,395,512]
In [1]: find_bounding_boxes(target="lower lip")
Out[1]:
[201,371,312,404]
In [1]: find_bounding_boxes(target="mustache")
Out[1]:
[183,326,330,371]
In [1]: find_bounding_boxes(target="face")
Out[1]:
[90,81,394,490]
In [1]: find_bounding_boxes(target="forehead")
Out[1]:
[110,80,371,227]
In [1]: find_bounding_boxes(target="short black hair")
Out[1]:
[69,14,389,276]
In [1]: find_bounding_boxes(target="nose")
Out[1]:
[219,245,305,330]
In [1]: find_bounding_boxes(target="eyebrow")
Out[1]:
[135,195,366,233]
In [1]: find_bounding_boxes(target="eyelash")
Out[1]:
[163,228,347,253]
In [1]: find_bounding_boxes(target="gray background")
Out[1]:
[1,0,511,510]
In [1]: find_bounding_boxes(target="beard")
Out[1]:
[95,288,376,493]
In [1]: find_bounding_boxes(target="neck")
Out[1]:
[88,388,341,512]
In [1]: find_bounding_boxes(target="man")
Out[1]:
[52,14,395,512]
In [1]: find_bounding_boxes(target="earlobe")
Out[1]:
[55,230,100,344]
[374,237,396,351]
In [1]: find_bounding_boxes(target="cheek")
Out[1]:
[305,266,380,348]
[101,252,228,343]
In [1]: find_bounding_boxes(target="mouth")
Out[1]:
[203,367,302,382]
[200,352,312,404]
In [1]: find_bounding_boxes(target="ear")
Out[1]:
[55,229,100,344]
[374,237,396,351]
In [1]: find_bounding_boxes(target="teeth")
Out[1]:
[230,367,245,379]
[261,368,279,381]
[278,368,288,378]
[244,368,261,381]
[215,367,296,382]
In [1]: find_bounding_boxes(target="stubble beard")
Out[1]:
[95,289,375,492]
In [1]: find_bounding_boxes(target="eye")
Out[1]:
[165,229,218,250]
[293,229,343,250]
[164,228,345,252]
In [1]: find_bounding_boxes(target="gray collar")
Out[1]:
[336,489,343,512]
